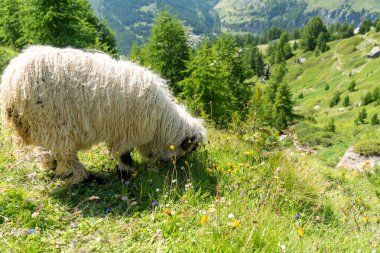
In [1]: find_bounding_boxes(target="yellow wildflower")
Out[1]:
[216,166,221,172]
[298,227,304,237]
[232,220,240,228]
[364,216,369,223]
[164,208,171,215]
[201,215,209,225]
[170,145,175,150]
[132,171,138,177]
[227,162,232,167]
[227,169,232,175]
[207,168,212,173]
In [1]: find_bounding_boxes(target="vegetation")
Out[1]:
[1,1,380,252]
[354,140,380,156]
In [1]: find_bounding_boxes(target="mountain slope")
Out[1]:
[286,30,380,165]
[88,0,379,55]
[88,0,220,55]
[215,0,379,33]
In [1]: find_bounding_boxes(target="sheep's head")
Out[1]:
[137,118,207,161]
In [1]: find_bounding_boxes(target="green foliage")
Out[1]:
[142,11,190,94]
[249,45,265,77]
[342,95,350,107]
[180,35,252,127]
[370,113,379,125]
[0,0,118,55]
[316,31,329,53]
[270,32,293,64]
[329,92,341,108]
[295,122,333,147]
[272,82,295,130]
[348,80,357,92]
[0,0,24,48]
[355,108,367,125]
[0,46,17,72]
[298,92,304,99]
[301,16,329,52]
[324,118,336,132]
[362,91,373,106]
[353,140,380,156]
[292,40,299,51]
[359,20,373,34]
[324,83,330,91]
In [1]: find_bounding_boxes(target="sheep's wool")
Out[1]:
[1,46,206,183]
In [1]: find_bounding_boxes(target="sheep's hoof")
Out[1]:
[56,166,90,185]
[83,173,106,184]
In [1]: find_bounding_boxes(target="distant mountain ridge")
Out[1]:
[88,0,380,55]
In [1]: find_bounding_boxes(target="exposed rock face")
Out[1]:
[336,147,380,172]
[367,46,380,58]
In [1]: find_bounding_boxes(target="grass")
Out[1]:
[0,125,379,252]
[288,31,380,166]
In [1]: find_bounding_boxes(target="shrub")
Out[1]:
[362,91,373,105]
[353,140,380,156]
[343,95,350,106]
[371,114,379,125]
[348,80,356,92]
[324,118,336,132]
[329,92,340,107]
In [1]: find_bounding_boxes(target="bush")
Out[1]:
[353,140,380,156]
[295,122,333,147]
[329,92,340,107]
[348,80,356,92]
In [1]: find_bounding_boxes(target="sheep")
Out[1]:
[0,46,207,184]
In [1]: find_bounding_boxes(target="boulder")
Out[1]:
[366,46,380,58]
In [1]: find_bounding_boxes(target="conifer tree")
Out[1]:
[145,11,190,94]
[343,95,350,107]
[0,0,24,48]
[180,41,234,126]
[371,113,379,125]
[272,81,295,130]
[348,80,356,92]
[356,108,367,125]
[249,45,265,77]
[22,0,99,48]
[301,17,329,51]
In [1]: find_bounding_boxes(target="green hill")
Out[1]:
[286,30,380,165]
[215,0,379,34]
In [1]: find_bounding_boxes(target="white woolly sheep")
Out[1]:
[0,46,207,184]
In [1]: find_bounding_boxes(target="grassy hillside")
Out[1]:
[0,126,379,252]
[215,0,379,34]
[305,0,380,12]
[287,31,380,165]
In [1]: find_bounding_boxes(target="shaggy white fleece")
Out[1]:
[0,46,206,184]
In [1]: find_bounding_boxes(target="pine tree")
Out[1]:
[292,41,299,51]
[301,17,329,51]
[145,11,190,94]
[272,81,295,131]
[329,92,341,108]
[316,32,329,53]
[343,95,350,107]
[249,45,265,77]
[348,80,356,92]
[0,0,24,48]
[179,41,234,127]
[22,0,99,48]
[356,108,367,125]
[362,91,373,105]
[371,114,379,125]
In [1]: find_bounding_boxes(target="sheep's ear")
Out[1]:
[181,137,195,151]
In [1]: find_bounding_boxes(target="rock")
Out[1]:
[297,57,306,64]
[367,46,380,58]
[336,147,380,172]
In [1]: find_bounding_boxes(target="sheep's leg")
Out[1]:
[117,151,135,182]
[55,153,90,184]
[39,150,57,171]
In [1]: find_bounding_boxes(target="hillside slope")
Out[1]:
[215,0,379,33]
[286,31,380,165]
[88,0,220,55]
[89,0,379,55]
